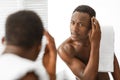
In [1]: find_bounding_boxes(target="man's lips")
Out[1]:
[71,32,79,36]
[71,34,78,38]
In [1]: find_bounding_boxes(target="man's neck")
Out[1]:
[72,38,90,47]
[3,45,37,61]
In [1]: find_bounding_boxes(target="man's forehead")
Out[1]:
[71,11,90,21]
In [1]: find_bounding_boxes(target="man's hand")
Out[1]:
[43,30,57,80]
[89,17,101,46]
[83,17,101,80]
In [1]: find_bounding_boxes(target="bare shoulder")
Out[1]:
[58,37,74,56]
[58,38,75,64]
[19,71,39,80]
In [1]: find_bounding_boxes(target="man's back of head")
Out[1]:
[5,10,44,49]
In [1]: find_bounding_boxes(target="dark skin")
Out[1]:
[2,31,57,80]
[43,31,57,80]
[58,11,120,80]
[19,72,39,80]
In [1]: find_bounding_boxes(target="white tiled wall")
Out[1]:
[0,0,48,53]
[0,0,20,53]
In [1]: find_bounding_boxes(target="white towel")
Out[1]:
[98,26,114,72]
[0,53,49,80]
[37,35,47,60]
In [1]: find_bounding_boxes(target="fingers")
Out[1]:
[91,17,96,31]
[88,30,92,37]
[44,30,54,44]
[88,30,92,41]
[94,18,100,31]
[44,30,51,40]
[90,17,101,43]
[44,30,56,51]
[91,17,101,32]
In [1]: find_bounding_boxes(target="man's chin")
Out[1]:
[71,36,88,41]
[71,36,79,41]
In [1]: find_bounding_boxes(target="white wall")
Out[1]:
[0,0,21,53]
[0,0,48,53]
[23,0,48,28]
[48,0,120,74]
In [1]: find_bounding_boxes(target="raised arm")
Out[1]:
[43,31,57,80]
[58,17,101,80]
[111,54,120,80]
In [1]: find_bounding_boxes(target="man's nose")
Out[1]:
[72,23,78,32]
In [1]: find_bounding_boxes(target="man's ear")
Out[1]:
[1,37,6,45]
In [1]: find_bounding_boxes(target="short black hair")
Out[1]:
[5,10,44,49]
[73,5,96,17]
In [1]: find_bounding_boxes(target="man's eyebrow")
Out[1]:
[71,19,83,22]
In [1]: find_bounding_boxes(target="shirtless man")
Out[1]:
[58,5,120,80]
[0,10,56,80]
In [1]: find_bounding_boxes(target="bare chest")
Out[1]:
[73,45,110,80]
[73,45,90,64]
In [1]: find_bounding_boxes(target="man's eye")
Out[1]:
[71,21,75,25]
